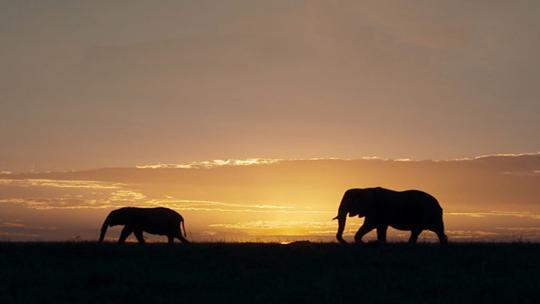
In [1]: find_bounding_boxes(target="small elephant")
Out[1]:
[99,207,190,244]
[334,187,447,244]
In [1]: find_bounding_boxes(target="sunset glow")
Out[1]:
[1,154,539,242]
[1,1,539,244]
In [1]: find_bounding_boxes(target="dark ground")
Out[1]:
[0,242,539,304]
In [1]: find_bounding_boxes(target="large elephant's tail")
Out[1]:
[436,208,448,245]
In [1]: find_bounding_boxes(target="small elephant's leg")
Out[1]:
[354,224,375,243]
[376,226,388,243]
[409,229,422,244]
[133,230,145,244]
[118,226,133,243]
[177,235,190,244]
[173,227,189,244]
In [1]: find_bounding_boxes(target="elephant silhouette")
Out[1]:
[334,187,448,244]
[99,207,190,244]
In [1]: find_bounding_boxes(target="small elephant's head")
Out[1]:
[104,209,129,226]
[99,208,129,242]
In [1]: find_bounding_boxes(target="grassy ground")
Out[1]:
[1,242,539,304]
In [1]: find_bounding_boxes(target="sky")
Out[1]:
[0,1,539,242]
[1,154,539,242]
[1,1,539,172]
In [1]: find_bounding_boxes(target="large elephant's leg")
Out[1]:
[133,229,145,244]
[408,229,422,244]
[430,219,448,245]
[376,225,388,243]
[434,229,448,245]
[118,226,133,243]
[354,223,375,243]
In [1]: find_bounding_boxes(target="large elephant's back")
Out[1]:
[398,190,441,209]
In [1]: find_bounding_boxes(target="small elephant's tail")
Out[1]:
[181,220,187,237]
[332,215,339,220]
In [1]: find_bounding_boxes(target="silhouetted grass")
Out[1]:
[1,242,539,303]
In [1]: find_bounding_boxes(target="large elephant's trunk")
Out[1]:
[333,199,348,243]
[334,213,347,244]
[99,216,110,242]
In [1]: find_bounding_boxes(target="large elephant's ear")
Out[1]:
[362,189,377,213]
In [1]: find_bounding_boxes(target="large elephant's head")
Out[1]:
[99,208,130,242]
[333,188,377,243]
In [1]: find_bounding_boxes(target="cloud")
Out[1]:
[1,198,113,210]
[0,221,25,228]
[145,198,332,214]
[446,230,500,239]
[0,231,40,238]
[136,157,359,169]
[453,152,540,161]
[447,211,540,220]
[0,220,58,240]
[502,170,540,177]
[0,179,123,189]
[0,186,147,210]
[209,220,336,230]
[0,191,332,214]
[135,157,419,170]
[0,220,57,231]
[208,220,346,237]
[108,190,147,201]
[472,152,540,160]
[0,178,148,210]
[495,227,540,231]
[208,220,363,237]
[136,158,282,169]
[207,220,538,241]
[134,152,540,170]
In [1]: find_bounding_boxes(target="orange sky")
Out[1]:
[1,154,539,242]
[0,1,539,242]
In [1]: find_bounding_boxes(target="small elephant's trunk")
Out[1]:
[99,216,110,242]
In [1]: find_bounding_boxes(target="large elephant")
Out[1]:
[99,207,190,244]
[334,187,447,244]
